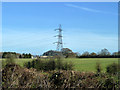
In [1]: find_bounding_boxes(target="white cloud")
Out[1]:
[65,4,101,13]
[65,4,118,15]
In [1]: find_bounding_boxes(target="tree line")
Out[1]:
[43,48,119,58]
[76,48,119,58]
[2,52,32,58]
[1,48,119,59]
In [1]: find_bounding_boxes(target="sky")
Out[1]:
[2,2,118,55]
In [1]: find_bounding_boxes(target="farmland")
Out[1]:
[1,58,118,72]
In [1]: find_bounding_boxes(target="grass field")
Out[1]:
[63,58,118,72]
[1,58,118,72]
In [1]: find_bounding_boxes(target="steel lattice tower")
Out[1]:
[54,24,63,51]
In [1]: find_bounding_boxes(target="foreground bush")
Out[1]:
[2,63,50,88]
[2,63,119,89]
[106,63,118,75]
[49,71,119,89]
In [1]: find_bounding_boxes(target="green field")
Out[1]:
[63,58,118,72]
[1,58,118,72]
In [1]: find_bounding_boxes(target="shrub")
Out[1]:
[96,62,102,74]
[24,61,31,69]
[55,57,73,70]
[24,59,45,71]
[56,57,63,70]
[106,63,118,75]
[24,59,57,71]
[62,62,73,70]
[47,60,56,71]
[24,58,74,71]
[5,54,15,64]
[34,59,45,70]
[103,77,116,89]
[2,54,16,68]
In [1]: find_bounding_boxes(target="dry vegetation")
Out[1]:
[2,62,119,89]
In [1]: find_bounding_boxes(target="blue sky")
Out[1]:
[2,2,118,55]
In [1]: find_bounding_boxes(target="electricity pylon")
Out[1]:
[54,24,63,51]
